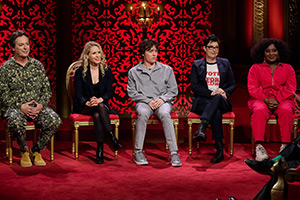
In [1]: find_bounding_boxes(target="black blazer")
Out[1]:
[190,57,235,113]
[73,65,113,113]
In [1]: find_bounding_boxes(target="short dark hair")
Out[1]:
[9,30,29,48]
[139,39,159,58]
[250,38,291,63]
[203,34,220,47]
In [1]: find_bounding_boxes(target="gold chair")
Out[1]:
[5,121,54,165]
[251,115,298,155]
[131,111,179,153]
[66,61,120,160]
[270,158,300,200]
[187,112,235,156]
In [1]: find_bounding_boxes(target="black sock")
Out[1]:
[31,144,40,153]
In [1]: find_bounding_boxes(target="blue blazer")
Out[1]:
[190,57,235,113]
[73,65,113,113]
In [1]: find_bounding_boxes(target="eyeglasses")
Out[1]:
[206,46,219,50]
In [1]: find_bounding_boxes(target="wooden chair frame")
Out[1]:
[187,112,235,156]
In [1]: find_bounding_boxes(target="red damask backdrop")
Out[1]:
[72,0,212,116]
[0,0,212,116]
[0,0,57,109]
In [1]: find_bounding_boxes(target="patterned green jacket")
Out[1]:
[0,56,52,113]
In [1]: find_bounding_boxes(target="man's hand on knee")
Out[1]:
[21,100,43,119]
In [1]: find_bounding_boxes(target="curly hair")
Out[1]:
[78,41,107,78]
[139,39,159,59]
[250,38,291,63]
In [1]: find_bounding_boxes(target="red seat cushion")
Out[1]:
[69,113,119,122]
[27,122,35,126]
[287,165,300,200]
[131,111,178,119]
[188,112,235,119]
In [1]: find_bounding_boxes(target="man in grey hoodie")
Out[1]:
[127,39,181,167]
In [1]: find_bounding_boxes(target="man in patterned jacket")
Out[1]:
[0,30,62,167]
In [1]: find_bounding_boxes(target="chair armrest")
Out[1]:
[285,168,298,182]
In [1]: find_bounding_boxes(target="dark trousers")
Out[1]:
[193,94,232,140]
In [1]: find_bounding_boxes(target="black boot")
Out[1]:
[108,131,123,151]
[193,119,209,142]
[211,140,224,163]
[96,142,104,164]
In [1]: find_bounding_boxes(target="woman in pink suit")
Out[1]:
[248,38,297,161]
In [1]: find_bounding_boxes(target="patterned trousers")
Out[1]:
[4,107,62,152]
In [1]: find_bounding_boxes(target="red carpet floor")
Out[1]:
[0,140,282,200]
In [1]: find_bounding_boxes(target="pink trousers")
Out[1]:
[248,99,295,143]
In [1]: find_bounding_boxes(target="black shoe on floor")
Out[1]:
[96,142,104,164]
[244,158,274,175]
[211,140,224,163]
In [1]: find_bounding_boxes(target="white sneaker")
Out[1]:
[255,144,269,161]
[279,144,288,153]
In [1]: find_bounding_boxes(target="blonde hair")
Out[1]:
[78,41,107,78]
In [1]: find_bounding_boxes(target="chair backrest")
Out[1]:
[65,61,82,112]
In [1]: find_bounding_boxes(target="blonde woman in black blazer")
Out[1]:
[74,41,122,164]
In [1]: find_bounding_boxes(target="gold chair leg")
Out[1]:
[188,122,192,155]
[174,122,178,143]
[7,129,13,165]
[230,121,234,156]
[74,123,79,160]
[72,127,75,155]
[132,121,136,155]
[50,135,54,162]
[6,129,9,158]
[114,124,119,157]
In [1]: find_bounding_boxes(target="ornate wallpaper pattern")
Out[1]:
[0,0,57,108]
[72,0,212,116]
[0,0,212,115]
